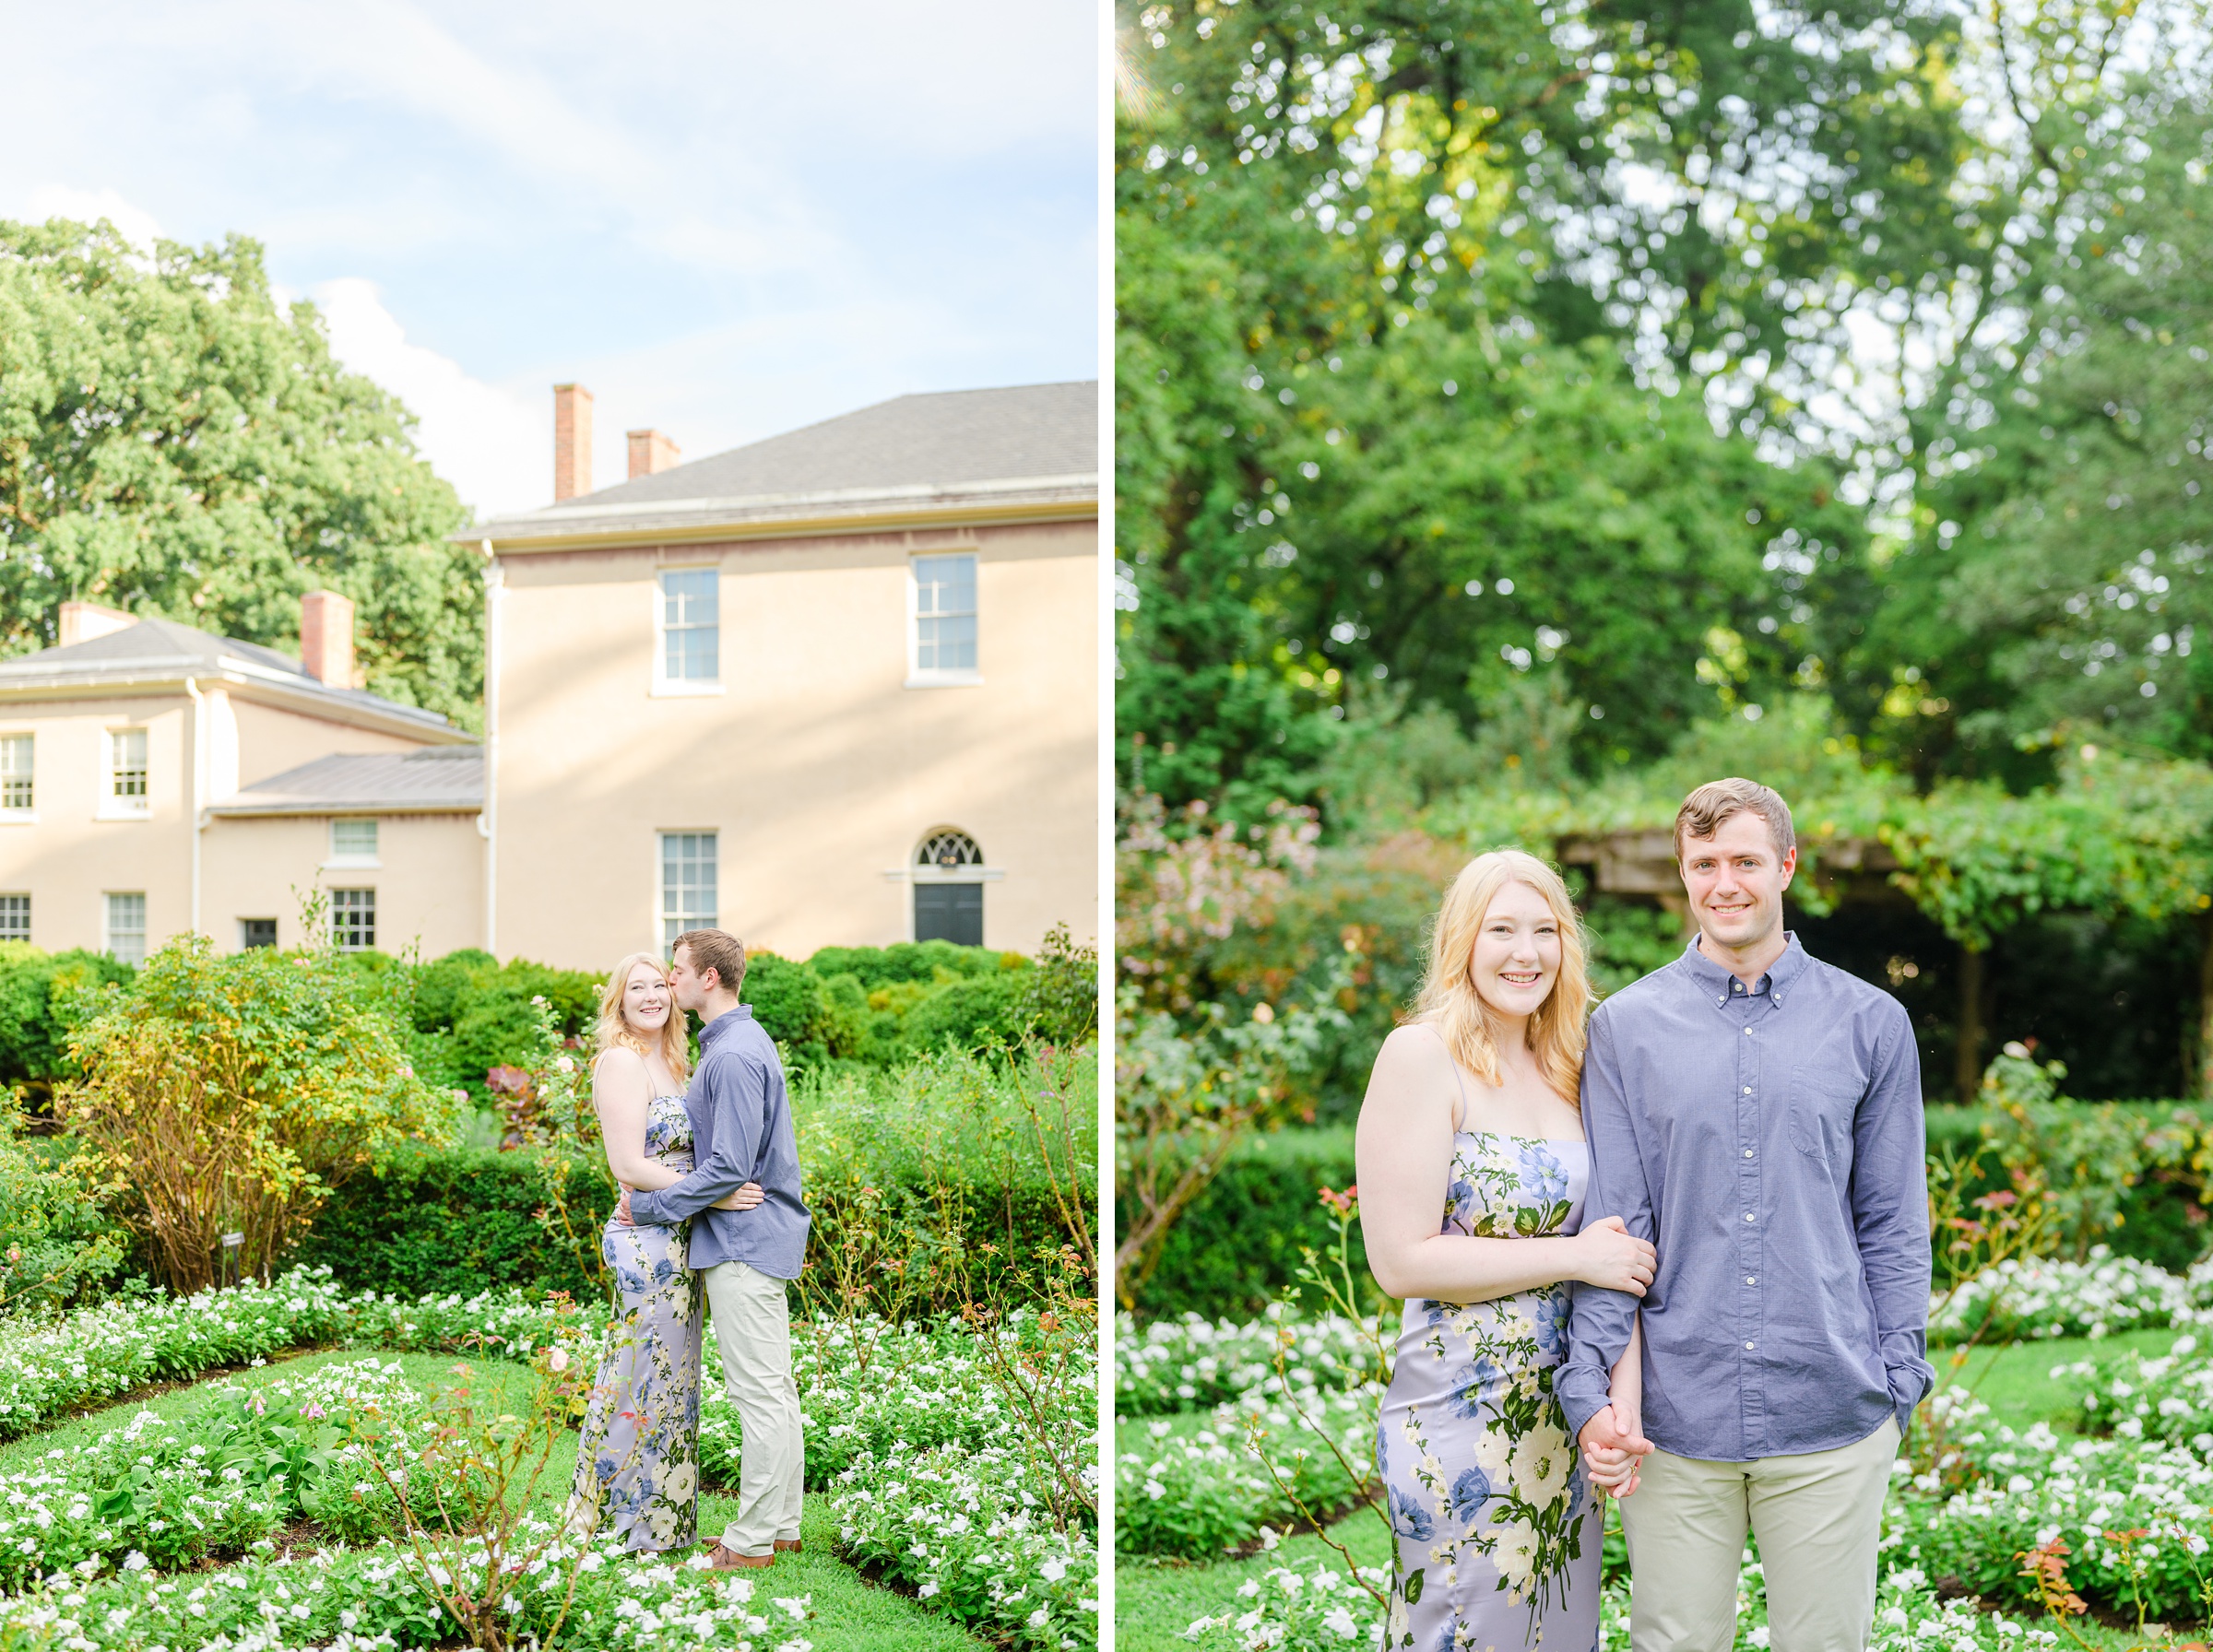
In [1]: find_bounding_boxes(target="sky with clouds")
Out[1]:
[3,3,1098,519]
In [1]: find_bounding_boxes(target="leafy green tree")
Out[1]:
[1115,0,1956,809]
[0,219,480,725]
[1911,98,2213,765]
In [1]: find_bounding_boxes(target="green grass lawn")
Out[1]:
[0,1343,984,1652]
[1110,1329,2193,1652]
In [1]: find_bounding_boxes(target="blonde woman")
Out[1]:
[568,953,761,1552]
[1355,850,1651,1650]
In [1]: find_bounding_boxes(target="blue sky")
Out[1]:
[2,2,1099,517]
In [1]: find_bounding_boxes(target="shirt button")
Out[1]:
[1742,1086,1752,1094]
[1746,1276,1757,1285]
[1745,1341,1757,1351]
[1743,1149,1755,1159]
[1744,1212,1756,1222]
[1743,1027,1753,1036]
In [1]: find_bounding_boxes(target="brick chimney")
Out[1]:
[57,601,135,647]
[553,384,594,501]
[627,428,681,479]
[300,590,356,687]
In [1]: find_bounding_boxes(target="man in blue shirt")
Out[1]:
[620,928,810,1569]
[1560,779,1932,1652]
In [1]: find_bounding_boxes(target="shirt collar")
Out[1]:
[697,1004,755,1049]
[1678,931,1809,1004]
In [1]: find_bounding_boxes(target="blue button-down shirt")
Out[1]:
[627,1005,811,1280]
[1556,934,1933,1462]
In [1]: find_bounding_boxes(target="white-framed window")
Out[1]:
[0,896,28,943]
[329,888,375,952]
[0,737,31,815]
[106,728,148,814]
[329,819,379,866]
[104,892,146,964]
[655,568,721,692]
[659,832,717,950]
[909,553,979,685]
[911,829,988,945]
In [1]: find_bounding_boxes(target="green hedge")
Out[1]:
[294,1140,1084,1309]
[1127,1102,2213,1321]
[300,1044,1101,1311]
[289,1142,601,1301]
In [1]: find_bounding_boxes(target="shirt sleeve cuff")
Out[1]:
[629,1189,666,1225]
[1555,1364,1613,1444]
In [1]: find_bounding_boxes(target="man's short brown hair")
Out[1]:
[1674,777,1796,862]
[672,928,748,994]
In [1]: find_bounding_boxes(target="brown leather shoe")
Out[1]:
[775,1538,802,1554]
[704,1542,775,1570]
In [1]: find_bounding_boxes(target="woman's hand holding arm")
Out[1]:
[1354,1029,1655,1305]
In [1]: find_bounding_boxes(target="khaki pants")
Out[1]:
[702,1258,806,1556]
[1619,1416,1899,1652]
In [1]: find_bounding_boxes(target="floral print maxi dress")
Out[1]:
[1378,1128,1603,1652]
[569,1091,705,1552]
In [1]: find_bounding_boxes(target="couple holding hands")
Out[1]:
[1356,778,1933,1652]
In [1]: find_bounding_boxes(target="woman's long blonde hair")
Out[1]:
[1413,849,1591,1107]
[595,950,691,1086]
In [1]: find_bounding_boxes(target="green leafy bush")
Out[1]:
[60,937,459,1293]
[0,945,136,1100]
[805,939,1009,988]
[0,1125,127,1313]
[300,1045,1097,1311]
[1127,1105,2213,1319]
[289,1141,608,1302]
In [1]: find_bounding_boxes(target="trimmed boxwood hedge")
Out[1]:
[1126,1103,2213,1322]
[290,1142,605,1302]
[296,1139,1085,1307]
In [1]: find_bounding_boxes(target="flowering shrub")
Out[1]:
[1926,1246,2199,1343]
[832,1441,1095,1650]
[0,1268,605,1444]
[0,1522,816,1651]
[1180,1560,1392,1650]
[0,1358,427,1587]
[2063,1329,2213,1444]
[1890,1387,2213,1622]
[1114,1310,1379,1417]
[1117,1386,1379,1557]
[1178,1561,2052,1652]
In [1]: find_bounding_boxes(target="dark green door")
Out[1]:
[915,882,983,946]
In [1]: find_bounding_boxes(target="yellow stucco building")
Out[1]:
[0,381,1097,970]
[476,380,1099,969]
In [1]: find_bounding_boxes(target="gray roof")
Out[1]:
[210,747,483,816]
[0,615,457,733]
[474,380,1097,544]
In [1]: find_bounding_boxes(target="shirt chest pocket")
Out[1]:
[1787,1066,1865,1168]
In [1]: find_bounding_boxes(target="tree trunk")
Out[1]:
[2197,913,2213,1103]
[1956,942,1987,1104]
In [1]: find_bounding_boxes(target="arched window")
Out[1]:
[914,829,985,945]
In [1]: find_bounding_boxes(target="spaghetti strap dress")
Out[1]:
[1376,1038,1603,1651]
[567,1090,705,1552]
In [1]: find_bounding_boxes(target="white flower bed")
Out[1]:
[0,1272,1094,1649]
[0,1268,604,1441]
[1115,1310,1380,1417]
[832,1441,1096,1650]
[0,1521,816,1652]
[1177,1559,2053,1652]
[1118,1386,1379,1558]
[1927,1246,2199,1343]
